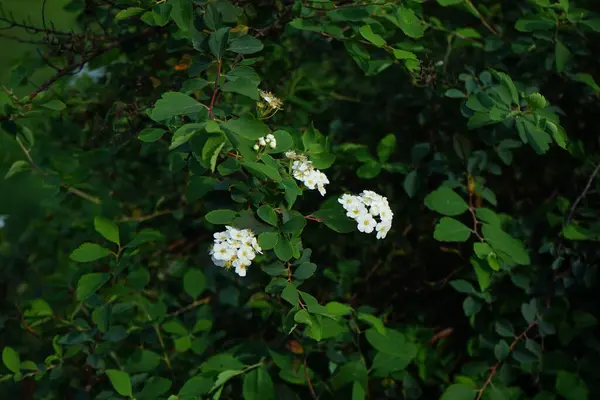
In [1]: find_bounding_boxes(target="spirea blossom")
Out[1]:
[259,90,283,110]
[254,133,277,151]
[338,191,393,239]
[287,152,329,196]
[210,226,262,277]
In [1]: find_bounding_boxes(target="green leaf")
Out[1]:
[280,178,302,208]
[258,232,279,250]
[453,134,472,160]
[274,236,293,261]
[209,27,230,58]
[482,224,530,265]
[222,116,270,140]
[377,133,396,163]
[94,217,120,245]
[221,78,259,100]
[515,19,554,32]
[359,25,386,47]
[115,7,145,20]
[184,269,207,298]
[441,384,476,400]
[228,35,264,54]
[41,99,66,111]
[562,224,599,240]
[555,40,570,73]
[2,347,20,373]
[187,176,218,202]
[556,371,588,400]
[434,217,472,242]
[357,313,386,335]
[150,92,204,121]
[494,340,510,360]
[76,273,111,301]
[437,0,463,5]
[139,377,172,400]
[404,170,419,197]
[281,283,299,306]
[425,187,469,216]
[282,215,307,236]
[445,89,467,98]
[243,161,282,182]
[365,328,418,361]
[178,376,213,399]
[106,369,132,397]
[138,128,166,142]
[525,93,547,109]
[294,263,317,280]
[490,69,519,105]
[205,209,237,225]
[392,48,417,60]
[356,161,382,179]
[573,73,600,93]
[352,381,366,400]
[242,366,275,400]
[257,205,278,226]
[4,160,29,179]
[395,7,425,39]
[70,243,112,262]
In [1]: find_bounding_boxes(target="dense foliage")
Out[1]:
[1,0,600,399]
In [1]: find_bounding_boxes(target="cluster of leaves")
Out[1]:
[1,0,600,399]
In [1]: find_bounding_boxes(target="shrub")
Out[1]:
[1,0,600,399]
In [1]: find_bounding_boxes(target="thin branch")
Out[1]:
[566,163,600,225]
[17,137,101,204]
[476,321,536,400]
[0,31,46,44]
[167,296,211,318]
[464,0,501,38]
[119,209,174,223]
[208,60,222,120]
[28,28,154,100]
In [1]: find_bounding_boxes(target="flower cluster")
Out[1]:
[286,151,329,196]
[259,90,283,111]
[338,191,393,239]
[253,133,277,151]
[210,226,262,277]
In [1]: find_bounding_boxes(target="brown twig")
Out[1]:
[476,321,537,400]
[28,28,154,100]
[304,359,318,400]
[167,296,211,318]
[16,138,101,204]
[464,0,501,38]
[208,60,222,120]
[468,191,485,241]
[566,163,600,225]
[119,209,174,223]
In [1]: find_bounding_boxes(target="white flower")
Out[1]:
[237,245,256,261]
[269,140,277,149]
[210,227,259,276]
[289,154,329,196]
[357,214,376,233]
[253,144,260,151]
[258,137,266,147]
[339,194,360,210]
[346,203,368,220]
[285,150,296,158]
[251,237,262,254]
[339,191,393,239]
[212,243,235,260]
[376,222,391,239]
[214,231,228,242]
